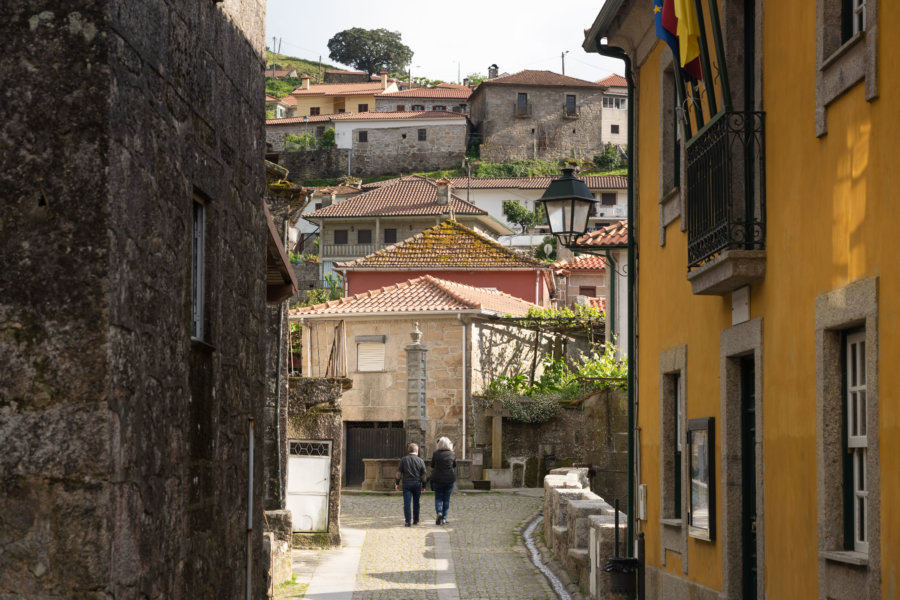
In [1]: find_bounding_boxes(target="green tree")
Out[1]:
[593,142,623,171]
[465,72,487,86]
[327,28,413,76]
[502,200,544,234]
[319,127,335,149]
[284,133,317,150]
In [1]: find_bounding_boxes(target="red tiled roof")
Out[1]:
[362,174,627,191]
[587,297,607,312]
[265,94,278,102]
[477,70,602,89]
[329,110,467,121]
[553,254,607,275]
[578,220,628,247]
[309,185,363,196]
[290,82,387,97]
[596,74,627,87]
[326,70,366,75]
[304,178,488,218]
[265,114,333,125]
[291,274,536,316]
[336,220,544,270]
[378,87,472,99]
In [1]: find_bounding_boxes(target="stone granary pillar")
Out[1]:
[405,323,428,452]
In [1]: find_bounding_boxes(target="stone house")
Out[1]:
[335,219,555,305]
[597,73,628,147]
[302,177,514,280]
[291,275,553,485]
[553,254,609,309]
[468,69,608,162]
[1,1,296,597]
[375,85,472,114]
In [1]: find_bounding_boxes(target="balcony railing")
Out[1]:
[686,111,766,271]
[513,102,532,118]
[321,242,387,258]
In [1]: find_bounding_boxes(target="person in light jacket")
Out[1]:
[430,437,457,525]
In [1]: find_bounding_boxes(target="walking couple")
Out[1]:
[393,437,457,526]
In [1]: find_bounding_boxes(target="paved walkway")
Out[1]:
[278,489,556,600]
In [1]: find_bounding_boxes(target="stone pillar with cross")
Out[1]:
[484,398,509,469]
[405,322,428,452]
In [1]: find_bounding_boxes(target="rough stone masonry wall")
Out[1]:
[350,124,467,177]
[278,148,350,181]
[473,86,606,163]
[0,1,270,598]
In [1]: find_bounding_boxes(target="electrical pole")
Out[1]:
[561,50,569,76]
[272,37,277,77]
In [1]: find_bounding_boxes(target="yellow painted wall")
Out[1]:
[292,94,376,117]
[633,2,899,599]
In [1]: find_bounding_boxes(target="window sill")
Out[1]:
[819,550,868,567]
[660,518,683,528]
[821,31,865,71]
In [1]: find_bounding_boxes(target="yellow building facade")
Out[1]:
[585,1,897,598]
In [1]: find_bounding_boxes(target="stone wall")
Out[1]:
[470,86,607,163]
[374,98,469,114]
[286,377,349,548]
[278,149,350,181]
[1,1,270,598]
[350,124,467,177]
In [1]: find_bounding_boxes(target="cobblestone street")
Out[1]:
[279,490,557,600]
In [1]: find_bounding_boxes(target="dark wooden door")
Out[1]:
[345,422,405,486]
[740,357,758,599]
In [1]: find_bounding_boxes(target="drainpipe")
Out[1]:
[275,302,285,505]
[604,249,616,342]
[457,313,468,460]
[594,39,635,558]
[246,417,255,600]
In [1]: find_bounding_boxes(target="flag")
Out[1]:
[654,0,702,82]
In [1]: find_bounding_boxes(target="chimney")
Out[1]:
[380,71,388,89]
[301,75,311,90]
[435,178,451,206]
[488,64,498,79]
[463,77,469,87]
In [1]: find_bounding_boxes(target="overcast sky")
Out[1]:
[265,1,625,84]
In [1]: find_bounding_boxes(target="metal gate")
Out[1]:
[345,422,405,486]
[286,440,332,532]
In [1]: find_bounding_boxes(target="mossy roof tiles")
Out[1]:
[335,220,545,270]
[291,274,535,316]
[553,254,607,274]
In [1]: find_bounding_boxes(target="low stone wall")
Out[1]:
[362,458,475,490]
[543,468,626,599]
[264,510,293,594]
[278,149,349,181]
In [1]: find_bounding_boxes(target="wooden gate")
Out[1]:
[345,422,405,486]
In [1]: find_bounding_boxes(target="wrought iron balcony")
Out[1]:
[685,111,766,295]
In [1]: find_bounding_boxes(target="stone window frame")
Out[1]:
[418,128,427,142]
[565,94,577,116]
[356,335,386,372]
[658,52,684,247]
[659,344,688,573]
[610,124,619,134]
[432,105,447,111]
[358,130,368,143]
[411,104,425,111]
[719,317,765,599]
[578,286,596,297]
[396,104,406,111]
[815,0,879,136]
[815,277,880,599]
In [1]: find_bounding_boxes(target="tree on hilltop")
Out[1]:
[327,28,413,77]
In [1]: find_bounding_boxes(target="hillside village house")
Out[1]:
[303,177,513,279]
[468,70,608,163]
[287,72,399,117]
[291,275,552,485]
[336,220,554,305]
[597,73,629,147]
[554,254,608,308]
[585,1,898,599]
[375,84,472,114]
[363,174,628,238]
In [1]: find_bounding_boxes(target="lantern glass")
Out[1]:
[539,167,597,247]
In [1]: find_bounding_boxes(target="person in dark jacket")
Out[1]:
[395,442,427,526]
[430,437,457,525]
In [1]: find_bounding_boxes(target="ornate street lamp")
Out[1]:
[538,167,597,247]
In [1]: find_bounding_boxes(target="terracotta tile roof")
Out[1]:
[587,297,607,312]
[578,220,628,247]
[304,178,488,218]
[596,74,627,87]
[290,81,387,97]
[329,110,467,121]
[291,274,536,317]
[477,70,602,89]
[309,185,363,196]
[336,220,545,270]
[265,94,278,102]
[553,254,607,275]
[326,70,366,75]
[362,174,627,191]
[378,87,472,99]
[265,114,333,125]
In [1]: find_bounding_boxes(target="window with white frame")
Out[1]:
[845,329,868,553]
[191,197,206,340]
[357,336,386,372]
[603,96,627,109]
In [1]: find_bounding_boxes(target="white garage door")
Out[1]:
[286,440,332,532]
